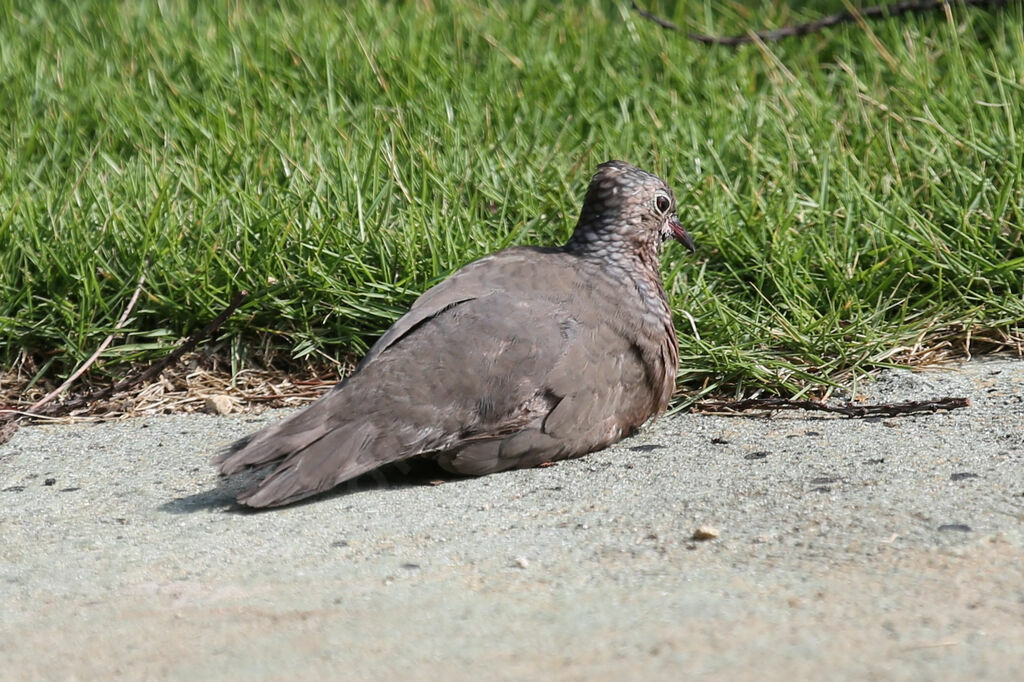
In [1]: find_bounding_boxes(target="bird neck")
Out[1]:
[563,240,668,323]
[564,234,663,281]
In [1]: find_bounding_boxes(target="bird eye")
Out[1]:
[655,194,671,214]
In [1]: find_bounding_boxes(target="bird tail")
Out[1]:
[212,391,411,507]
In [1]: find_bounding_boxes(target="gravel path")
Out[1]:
[2,357,1022,681]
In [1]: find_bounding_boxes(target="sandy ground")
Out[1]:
[1,357,1022,681]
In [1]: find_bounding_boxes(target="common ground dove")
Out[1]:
[214,161,696,507]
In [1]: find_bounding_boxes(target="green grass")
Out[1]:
[1,0,1022,400]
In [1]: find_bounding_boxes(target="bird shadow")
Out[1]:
[160,458,465,515]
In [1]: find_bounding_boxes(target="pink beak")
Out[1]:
[669,217,696,253]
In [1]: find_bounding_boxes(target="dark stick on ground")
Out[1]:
[694,396,970,418]
[0,418,19,447]
[632,0,1008,46]
[1,275,149,445]
[0,289,251,439]
[47,289,252,416]
[29,274,147,413]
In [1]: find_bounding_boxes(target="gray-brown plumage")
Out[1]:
[214,161,696,507]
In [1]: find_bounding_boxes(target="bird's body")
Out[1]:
[215,161,696,507]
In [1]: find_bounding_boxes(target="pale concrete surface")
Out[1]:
[1,357,1022,681]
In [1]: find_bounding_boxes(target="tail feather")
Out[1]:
[235,428,388,507]
[213,390,345,476]
[217,411,414,507]
[213,421,328,476]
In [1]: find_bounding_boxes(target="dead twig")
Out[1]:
[0,418,19,446]
[694,396,969,418]
[241,390,330,402]
[631,1,680,30]
[31,289,250,418]
[632,0,1008,46]
[0,276,148,445]
[28,275,146,412]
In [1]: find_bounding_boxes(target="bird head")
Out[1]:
[569,160,696,258]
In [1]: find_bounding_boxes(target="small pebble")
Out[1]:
[692,526,719,541]
[514,556,530,569]
[204,395,234,415]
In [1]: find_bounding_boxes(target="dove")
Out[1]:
[214,160,696,506]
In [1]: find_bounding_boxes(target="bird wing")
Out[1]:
[358,246,556,368]
[215,248,583,505]
[216,247,672,506]
[436,304,670,477]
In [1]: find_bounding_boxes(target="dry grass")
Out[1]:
[0,352,345,423]
[2,323,1020,427]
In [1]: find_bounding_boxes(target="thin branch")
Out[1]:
[694,396,969,418]
[28,275,146,412]
[14,289,250,420]
[52,290,251,415]
[0,275,148,445]
[241,389,331,402]
[0,418,20,447]
[631,1,680,30]
[632,0,1008,46]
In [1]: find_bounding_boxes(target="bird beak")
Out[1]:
[669,217,697,253]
